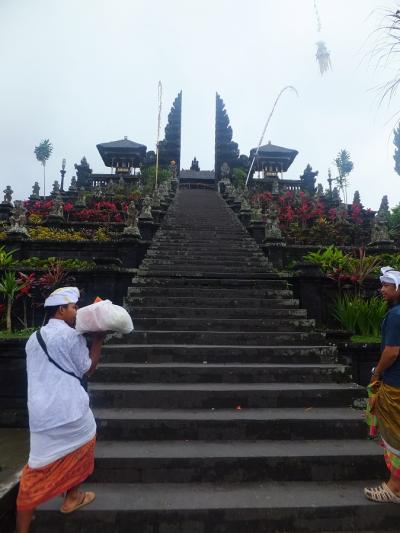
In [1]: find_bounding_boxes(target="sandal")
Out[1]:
[364,482,400,503]
[60,491,96,513]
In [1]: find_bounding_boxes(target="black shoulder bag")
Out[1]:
[36,329,88,391]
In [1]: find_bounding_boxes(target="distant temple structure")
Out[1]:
[248,141,300,193]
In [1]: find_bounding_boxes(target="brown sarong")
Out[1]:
[16,436,96,511]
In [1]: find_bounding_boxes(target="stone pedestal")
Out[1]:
[247,221,265,244]
[238,211,251,227]
[0,204,12,222]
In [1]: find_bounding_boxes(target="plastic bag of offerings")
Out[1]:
[76,300,134,334]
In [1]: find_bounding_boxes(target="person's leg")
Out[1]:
[60,484,95,513]
[16,508,34,533]
[386,472,400,495]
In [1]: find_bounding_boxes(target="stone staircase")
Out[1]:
[33,188,397,532]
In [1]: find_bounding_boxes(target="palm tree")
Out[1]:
[334,149,354,205]
[0,272,21,333]
[34,139,53,197]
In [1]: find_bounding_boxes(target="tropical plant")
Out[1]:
[19,257,95,269]
[332,295,387,337]
[16,272,36,329]
[334,149,354,204]
[343,249,381,292]
[0,245,16,268]
[34,139,53,197]
[0,272,26,332]
[303,245,349,272]
[37,263,75,301]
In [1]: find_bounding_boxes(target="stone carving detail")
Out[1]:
[139,195,153,220]
[75,188,86,208]
[52,180,61,194]
[168,161,178,180]
[152,189,161,209]
[123,200,141,238]
[370,196,393,244]
[69,176,78,192]
[220,162,231,181]
[3,186,13,205]
[7,200,28,237]
[31,182,40,199]
[264,202,283,241]
[75,156,92,187]
[49,195,64,220]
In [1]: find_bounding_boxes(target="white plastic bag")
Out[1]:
[75,300,134,334]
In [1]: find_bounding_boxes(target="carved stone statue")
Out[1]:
[152,189,161,209]
[370,211,393,245]
[264,202,283,241]
[52,180,61,195]
[239,194,251,214]
[118,177,126,193]
[368,194,392,245]
[7,200,28,238]
[3,186,13,205]
[190,157,200,171]
[75,187,86,208]
[315,183,324,198]
[75,156,92,188]
[220,162,231,181]
[123,200,141,238]
[168,160,178,180]
[69,176,78,192]
[300,164,318,196]
[139,195,153,220]
[31,182,40,199]
[49,195,64,220]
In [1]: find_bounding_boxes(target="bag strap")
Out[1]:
[36,329,84,387]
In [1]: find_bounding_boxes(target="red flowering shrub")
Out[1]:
[251,191,373,245]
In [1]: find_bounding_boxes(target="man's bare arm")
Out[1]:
[371,346,400,381]
[86,333,106,377]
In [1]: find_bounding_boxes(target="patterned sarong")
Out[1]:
[16,436,96,510]
[366,381,400,478]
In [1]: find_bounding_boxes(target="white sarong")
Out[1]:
[28,408,96,468]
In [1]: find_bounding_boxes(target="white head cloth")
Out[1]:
[380,266,400,290]
[44,286,80,307]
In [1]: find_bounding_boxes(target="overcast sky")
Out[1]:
[1,0,399,209]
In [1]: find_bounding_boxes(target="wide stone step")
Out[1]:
[131,276,286,287]
[94,407,365,441]
[128,297,300,309]
[141,256,271,271]
[139,265,270,274]
[130,272,284,290]
[127,288,294,301]
[146,251,265,259]
[93,363,349,384]
[89,382,364,409]
[151,239,260,247]
[132,317,315,332]
[89,439,384,483]
[113,330,325,345]
[101,344,338,364]
[131,307,307,319]
[138,270,276,278]
[34,480,400,533]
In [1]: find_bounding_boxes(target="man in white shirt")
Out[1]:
[16,287,105,533]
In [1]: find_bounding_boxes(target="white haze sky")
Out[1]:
[1,0,400,209]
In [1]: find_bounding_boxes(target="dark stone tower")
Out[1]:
[158,91,182,174]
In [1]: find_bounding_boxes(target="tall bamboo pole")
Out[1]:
[245,86,299,187]
[155,81,163,189]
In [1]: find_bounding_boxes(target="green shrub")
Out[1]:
[18,257,95,269]
[303,245,349,272]
[332,295,387,337]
